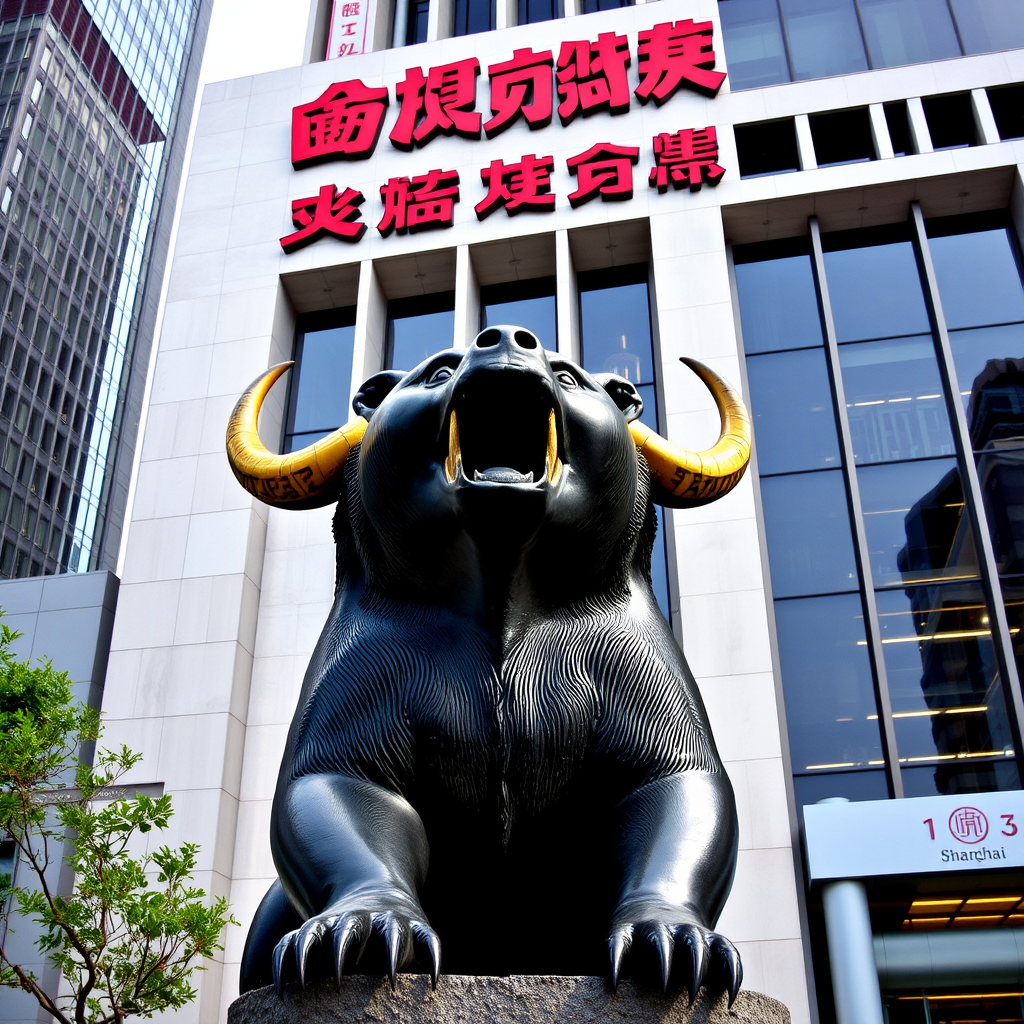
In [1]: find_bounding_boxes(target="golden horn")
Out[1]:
[629,357,751,508]
[225,362,367,510]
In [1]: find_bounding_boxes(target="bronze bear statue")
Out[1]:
[226,326,751,1001]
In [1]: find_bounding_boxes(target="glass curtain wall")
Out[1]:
[0,0,204,577]
[718,0,1024,90]
[578,264,671,619]
[284,310,357,454]
[735,213,1024,809]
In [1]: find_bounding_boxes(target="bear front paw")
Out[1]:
[608,901,742,1004]
[272,891,440,995]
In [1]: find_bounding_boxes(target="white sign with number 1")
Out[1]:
[804,790,1024,882]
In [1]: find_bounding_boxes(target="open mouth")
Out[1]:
[443,373,562,487]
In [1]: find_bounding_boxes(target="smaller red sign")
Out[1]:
[475,154,555,219]
[280,185,367,252]
[291,80,390,168]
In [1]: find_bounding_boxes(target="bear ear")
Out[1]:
[594,373,644,424]
[353,371,404,420]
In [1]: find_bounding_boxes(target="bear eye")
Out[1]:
[427,366,453,386]
[556,371,578,391]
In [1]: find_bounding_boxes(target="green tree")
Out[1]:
[0,621,236,1024]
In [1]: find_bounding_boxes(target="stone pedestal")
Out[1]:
[228,976,791,1024]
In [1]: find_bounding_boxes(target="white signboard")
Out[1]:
[326,0,371,60]
[804,790,1024,882]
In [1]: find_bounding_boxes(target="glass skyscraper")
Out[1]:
[0,0,210,579]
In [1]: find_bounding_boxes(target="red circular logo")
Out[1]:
[949,806,989,844]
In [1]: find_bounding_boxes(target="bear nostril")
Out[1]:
[514,331,538,350]
[477,329,501,348]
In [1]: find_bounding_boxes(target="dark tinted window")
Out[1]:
[922,92,978,149]
[979,446,1024,574]
[792,769,889,812]
[734,119,800,177]
[988,84,1024,141]
[884,100,913,155]
[407,0,430,44]
[779,0,869,78]
[809,107,876,165]
[717,0,790,88]
[581,0,633,11]
[760,471,859,597]
[734,250,823,354]
[746,349,841,475]
[286,309,357,452]
[823,240,930,342]
[774,593,882,770]
[387,292,456,371]
[857,0,961,65]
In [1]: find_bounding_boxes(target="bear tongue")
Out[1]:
[473,468,535,484]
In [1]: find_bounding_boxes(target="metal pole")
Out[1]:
[809,217,904,797]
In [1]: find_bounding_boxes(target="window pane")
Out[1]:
[857,0,961,67]
[950,324,1024,416]
[581,0,633,11]
[718,0,791,89]
[774,593,882,770]
[651,506,670,620]
[734,254,823,354]
[949,0,1024,53]
[388,309,455,371]
[999,576,1024,694]
[746,348,841,475]
[636,382,658,431]
[858,458,977,586]
[761,470,859,597]
[792,769,889,815]
[902,758,1019,797]
[286,429,333,453]
[453,0,494,35]
[779,0,869,79]
[824,241,930,342]
[579,281,653,385]
[929,228,1024,330]
[518,0,562,23]
[839,336,954,464]
[977,447,1024,574]
[875,583,1014,764]
[407,0,430,43]
[289,324,355,435]
[483,295,556,349]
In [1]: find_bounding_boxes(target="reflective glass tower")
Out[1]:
[0,0,210,578]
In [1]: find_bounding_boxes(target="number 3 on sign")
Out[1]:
[924,818,935,840]
[1003,814,1018,836]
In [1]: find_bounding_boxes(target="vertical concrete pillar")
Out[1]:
[906,97,933,154]
[392,0,408,48]
[555,229,579,361]
[869,104,895,159]
[794,114,817,171]
[454,244,480,348]
[971,88,1001,146]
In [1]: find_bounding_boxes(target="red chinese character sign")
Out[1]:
[390,60,482,150]
[292,80,389,168]
[378,170,460,236]
[280,185,367,252]
[285,17,732,250]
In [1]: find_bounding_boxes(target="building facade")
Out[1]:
[0,0,211,580]
[100,0,1024,1021]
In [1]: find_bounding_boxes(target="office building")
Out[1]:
[101,0,1024,1021]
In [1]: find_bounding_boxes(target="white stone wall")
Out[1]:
[100,3,1024,1018]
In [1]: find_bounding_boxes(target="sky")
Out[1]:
[199,0,311,88]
